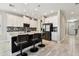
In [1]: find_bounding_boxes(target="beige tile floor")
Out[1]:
[13,34,79,56]
[25,35,79,56]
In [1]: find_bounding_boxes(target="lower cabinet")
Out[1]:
[0,41,11,56]
[44,32,51,41]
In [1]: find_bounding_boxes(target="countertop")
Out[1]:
[7,31,42,37]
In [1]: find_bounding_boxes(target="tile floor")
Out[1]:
[13,34,79,56]
[26,35,79,56]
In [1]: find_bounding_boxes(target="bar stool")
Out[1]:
[38,33,45,47]
[16,35,28,56]
[30,33,39,52]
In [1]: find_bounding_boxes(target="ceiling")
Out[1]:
[0,3,79,19]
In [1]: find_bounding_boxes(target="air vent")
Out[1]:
[9,4,15,7]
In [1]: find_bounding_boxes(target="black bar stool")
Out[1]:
[30,33,39,52]
[38,33,45,47]
[16,34,28,56]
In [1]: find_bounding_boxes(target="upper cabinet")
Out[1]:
[24,17,30,24]
[7,14,18,26]
[7,14,25,27]
[7,13,37,28]
[30,19,37,27]
[7,14,14,26]
[17,16,23,27]
[45,15,58,26]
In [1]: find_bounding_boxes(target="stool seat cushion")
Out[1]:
[14,41,27,46]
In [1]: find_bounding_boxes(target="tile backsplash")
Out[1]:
[7,26,25,32]
[7,26,37,32]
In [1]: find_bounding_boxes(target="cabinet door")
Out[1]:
[30,20,37,27]
[7,14,14,26]
[17,16,21,27]
[0,41,11,56]
[20,17,24,27]
[25,17,30,24]
[34,21,37,27]
[7,14,18,26]
[51,32,58,41]
[13,16,18,26]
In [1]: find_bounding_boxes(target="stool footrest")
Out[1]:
[30,47,38,52]
[38,44,45,47]
[17,52,28,56]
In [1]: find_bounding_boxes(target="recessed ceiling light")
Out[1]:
[13,8,16,11]
[34,8,38,11]
[71,11,74,14]
[50,10,54,13]
[24,3,28,5]
[43,12,47,15]
[24,9,26,12]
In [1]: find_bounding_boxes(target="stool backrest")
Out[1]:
[33,33,41,39]
[17,34,29,43]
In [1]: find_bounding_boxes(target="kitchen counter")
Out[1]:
[7,31,42,37]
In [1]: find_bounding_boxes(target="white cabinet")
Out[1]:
[13,16,18,27]
[20,17,24,27]
[7,14,24,27]
[51,32,58,41]
[45,16,58,26]
[16,17,20,27]
[7,14,18,26]
[7,13,38,28]
[17,17,23,27]
[30,19,37,27]
[7,14,14,26]
[0,41,11,56]
[30,20,33,27]
[25,17,30,24]
[7,13,38,27]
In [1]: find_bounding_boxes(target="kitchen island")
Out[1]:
[7,31,42,55]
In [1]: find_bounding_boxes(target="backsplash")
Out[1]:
[7,26,25,32]
[7,26,37,32]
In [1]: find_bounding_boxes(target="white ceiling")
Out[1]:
[0,3,79,19]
